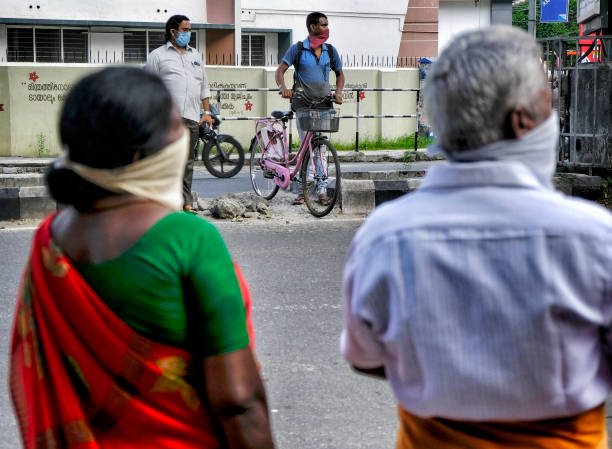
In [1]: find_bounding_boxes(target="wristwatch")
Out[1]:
[203,111,211,115]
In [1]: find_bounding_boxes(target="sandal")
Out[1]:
[318,194,331,206]
[183,205,197,214]
[292,194,305,205]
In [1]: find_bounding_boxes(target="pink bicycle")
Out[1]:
[249,108,341,217]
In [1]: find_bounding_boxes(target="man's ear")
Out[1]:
[504,107,537,139]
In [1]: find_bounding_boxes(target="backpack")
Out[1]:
[293,41,337,83]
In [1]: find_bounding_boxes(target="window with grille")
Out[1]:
[241,34,265,66]
[35,28,61,62]
[124,30,195,63]
[7,28,34,62]
[7,27,88,63]
[62,29,88,63]
[124,30,147,63]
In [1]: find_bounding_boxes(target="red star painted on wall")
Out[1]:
[244,100,253,111]
[0,104,4,111]
[29,72,39,82]
[359,91,366,100]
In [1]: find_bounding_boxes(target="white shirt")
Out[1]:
[145,42,210,122]
[342,160,612,421]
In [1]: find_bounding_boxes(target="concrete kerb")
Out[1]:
[1,154,607,219]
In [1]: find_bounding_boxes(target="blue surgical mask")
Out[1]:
[175,31,191,47]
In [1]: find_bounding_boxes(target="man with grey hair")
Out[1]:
[341,26,612,448]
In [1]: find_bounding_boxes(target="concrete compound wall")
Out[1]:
[0,64,419,157]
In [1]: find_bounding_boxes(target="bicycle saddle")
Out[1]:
[271,110,294,121]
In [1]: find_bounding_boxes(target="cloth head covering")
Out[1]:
[428,112,559,189]
[56,129,189,210]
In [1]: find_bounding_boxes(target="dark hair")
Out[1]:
[46,66,175,211]
[165,14,190,42]
[306,12,327,34]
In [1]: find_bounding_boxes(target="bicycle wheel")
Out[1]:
[202,135,245,178]
[300,136,341,217]
[249,131,280,200]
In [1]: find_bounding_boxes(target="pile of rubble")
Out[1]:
[194,192,270,219]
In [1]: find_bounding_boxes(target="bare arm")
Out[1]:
[333,69,345,104]
[200,97,213,126]
[204,347,275,449]
[275,62,292,99]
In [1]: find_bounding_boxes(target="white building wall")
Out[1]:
[438,1,492,52]
[0,0,207,23]
[240,0,409,62]
[90,28,123,64]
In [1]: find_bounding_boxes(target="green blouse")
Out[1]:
[75,212,248,356]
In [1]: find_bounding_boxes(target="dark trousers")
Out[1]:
[182,118,200,206]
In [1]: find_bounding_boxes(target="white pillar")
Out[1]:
[234,0,241,65]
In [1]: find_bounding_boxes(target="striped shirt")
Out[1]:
[145,42,211,122]
[342,160,612,421]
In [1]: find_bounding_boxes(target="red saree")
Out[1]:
[9,215,242,448]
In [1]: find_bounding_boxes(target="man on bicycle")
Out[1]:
[276,11,345,206]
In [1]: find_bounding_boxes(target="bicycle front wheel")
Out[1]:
[249,131,280,200]
[300,137,341,217]
[202,135,245,178]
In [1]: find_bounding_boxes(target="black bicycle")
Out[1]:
[199,106,245,178]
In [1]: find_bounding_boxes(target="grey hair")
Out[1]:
[423,26,547,152]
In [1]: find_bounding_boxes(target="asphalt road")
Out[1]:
[0,218,399,449]
[192,161,435,199]
[3,187,612,448]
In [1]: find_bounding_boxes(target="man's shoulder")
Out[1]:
[353,187,612,250]
[546,193,612,230]
[149,43,170,55]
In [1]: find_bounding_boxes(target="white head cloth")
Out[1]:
[56,129,188,211]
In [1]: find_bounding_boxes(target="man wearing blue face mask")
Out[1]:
[342,26,612,449]
[146,15,213,213]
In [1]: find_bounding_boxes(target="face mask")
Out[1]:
[175,31,191,47]
[309,28,329,48]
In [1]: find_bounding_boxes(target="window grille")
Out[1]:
[35,28,61,62]
[8,27,88,63]
[62,29,88,63]
[241,34,265,66]
[7,28,34,62]
[124,30,147,63]
[148,31,166,52]
[124,30,195,63]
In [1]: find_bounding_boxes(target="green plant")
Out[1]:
[513,0,579,38]
[601,177,612,204]
[35,133,51,158]
[332,134,434,151]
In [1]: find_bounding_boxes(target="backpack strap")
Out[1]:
[326,43,337,73]
[293,41,304,84]
[293,41,337,83]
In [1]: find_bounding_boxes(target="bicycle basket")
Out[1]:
[297,109,340,132]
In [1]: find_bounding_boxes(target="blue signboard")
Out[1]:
[541,0,570,22]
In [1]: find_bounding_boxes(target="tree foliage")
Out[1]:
[513,0,580,37]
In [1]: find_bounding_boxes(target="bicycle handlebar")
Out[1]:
[278,90,340,105]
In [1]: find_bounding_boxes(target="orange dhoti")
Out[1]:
[397,404,608,449]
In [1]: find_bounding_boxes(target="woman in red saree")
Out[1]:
[9,67,274,449]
